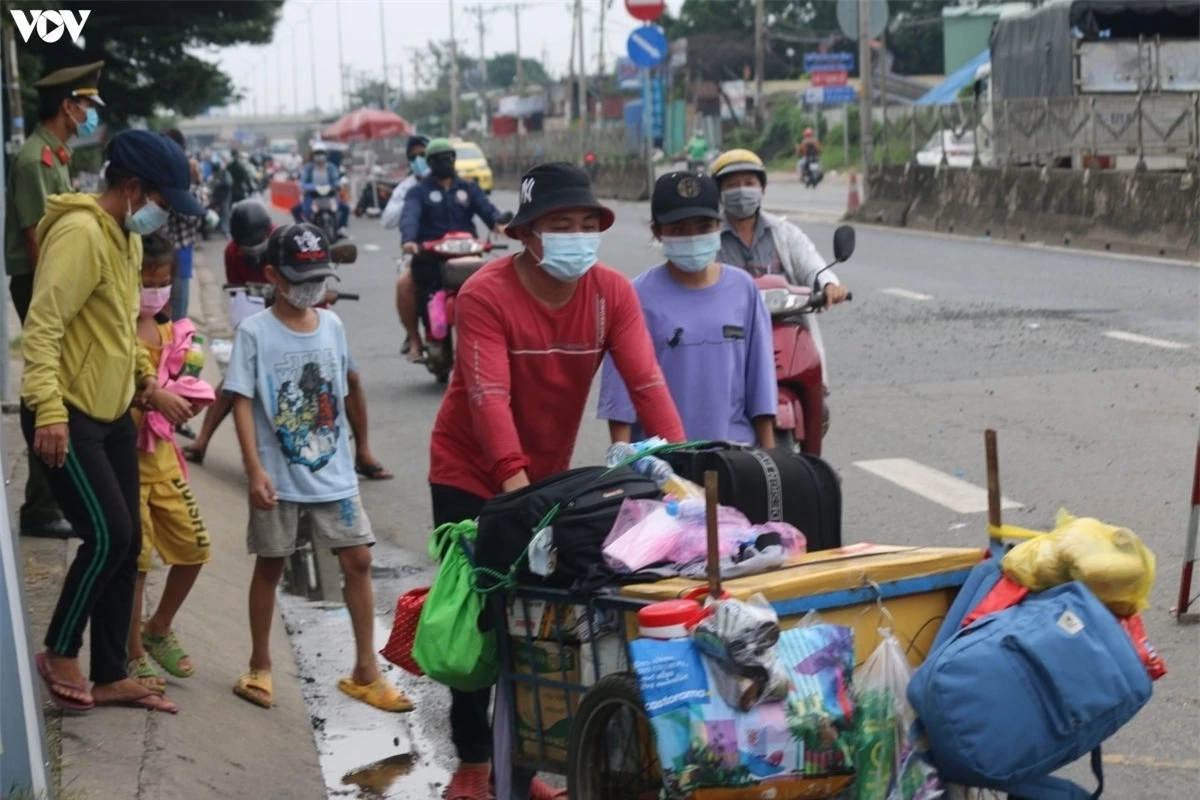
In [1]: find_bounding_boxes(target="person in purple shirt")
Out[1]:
[599,171,776,447]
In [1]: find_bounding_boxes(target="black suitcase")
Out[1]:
[663,444,842,552]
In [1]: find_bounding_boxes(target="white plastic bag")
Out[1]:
[853,632,942,800]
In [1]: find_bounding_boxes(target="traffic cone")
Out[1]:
[847,171,861,215]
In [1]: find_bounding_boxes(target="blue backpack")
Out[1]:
[909,559,1152,799]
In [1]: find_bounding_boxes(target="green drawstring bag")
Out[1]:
[412,520,499,691]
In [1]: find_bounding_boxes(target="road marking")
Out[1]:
[854,458,1022,515]
[1103,330,1190,350]
[363,243,381,252]
[881,287,933,301]
[1103,753,1200,771]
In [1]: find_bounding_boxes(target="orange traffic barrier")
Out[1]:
[270,178,301,213]
[847,171,860,215]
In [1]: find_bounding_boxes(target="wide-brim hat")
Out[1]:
[506,162,615,239]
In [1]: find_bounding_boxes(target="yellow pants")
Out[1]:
[138,476,211,573]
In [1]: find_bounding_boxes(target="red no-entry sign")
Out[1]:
[626,0,666,23]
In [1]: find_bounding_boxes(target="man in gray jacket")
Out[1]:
[712,148,850,387]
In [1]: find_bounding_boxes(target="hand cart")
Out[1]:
[486,453,992,800]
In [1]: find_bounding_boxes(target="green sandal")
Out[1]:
[141,628,194,678]
[127,655,166,694]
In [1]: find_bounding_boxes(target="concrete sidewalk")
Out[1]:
[7,241,325,800]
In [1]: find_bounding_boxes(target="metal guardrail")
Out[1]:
[879,94,1200,169]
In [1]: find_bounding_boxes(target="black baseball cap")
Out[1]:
[506,162,615,238]
[652,171,721,225]
[265,223,341,284]
[107,130,204,216]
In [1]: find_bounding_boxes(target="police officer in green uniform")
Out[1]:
[3,60,104,538]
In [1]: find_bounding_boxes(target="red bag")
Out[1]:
[380,587,429,676]
[1119,613,1167,681]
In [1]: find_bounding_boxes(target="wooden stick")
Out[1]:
[985,429,1002,532]
[705,470,722,600]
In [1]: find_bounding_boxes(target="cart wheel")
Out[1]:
[566,673,662,800]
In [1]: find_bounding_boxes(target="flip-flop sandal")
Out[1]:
[94,690,179,714]
[337,676,414,712]
[233,670,273,708]
[181,446,205,466]
[355,462,394,481]
[141,628,193,678]
[528,778,569,800]
[127,655,166,694]
[444,766,492,800]
[175,424,196,440]
[35,652,93,713]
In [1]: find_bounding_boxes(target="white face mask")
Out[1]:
[280,279,327,309]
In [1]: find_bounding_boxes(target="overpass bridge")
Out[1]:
[176,112,334,144]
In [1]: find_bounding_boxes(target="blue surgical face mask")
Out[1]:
[74,105,99,138]
[536,232,602,282]
[411,155,429,177]
[662,231,721,273]
[125,196,170,235]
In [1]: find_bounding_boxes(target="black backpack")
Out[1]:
[474,466,661,591]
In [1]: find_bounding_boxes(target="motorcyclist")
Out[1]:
[184,200,392,480]
[685,127,710,172]
[291,141,350,238]
[398,137,504,363]
[796,127,822,182]
[710,148,849,392]
[383,136,431,357]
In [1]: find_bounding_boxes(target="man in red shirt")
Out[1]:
[184,201,392,480]
[429,163,685,800]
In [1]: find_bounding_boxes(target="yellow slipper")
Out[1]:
[233,670,273,709]
[337,676,414,713]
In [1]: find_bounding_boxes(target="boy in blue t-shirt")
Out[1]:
[224,222,412,714]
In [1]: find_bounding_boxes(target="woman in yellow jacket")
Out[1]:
[22,130,203,713]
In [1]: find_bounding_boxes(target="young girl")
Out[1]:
[598,171,777,447]
[126,231,215,697]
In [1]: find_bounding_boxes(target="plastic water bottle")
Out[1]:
[182,333,205,378]
[605,442,704,500]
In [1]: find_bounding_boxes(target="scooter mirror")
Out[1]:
[832,225,856,263]
[330,242,358,264]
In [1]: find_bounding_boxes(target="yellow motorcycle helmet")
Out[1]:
[710,148,768,188]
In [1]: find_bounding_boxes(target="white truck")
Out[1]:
[972,0,1199,170]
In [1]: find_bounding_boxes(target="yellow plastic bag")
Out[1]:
[1001,509,1155,616]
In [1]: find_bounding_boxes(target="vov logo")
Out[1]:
[9,9,91,44]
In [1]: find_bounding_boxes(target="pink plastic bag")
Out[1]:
[428,289,448,340]
[603,499,682,573]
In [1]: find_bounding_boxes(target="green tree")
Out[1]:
[2,0,283,129]
[485,53,550,90]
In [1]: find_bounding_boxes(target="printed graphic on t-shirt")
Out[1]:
[270,350,341,472]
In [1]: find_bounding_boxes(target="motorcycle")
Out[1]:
[415,214,513,383]
[756,225,854,455]
[355,169,396,218]
[800,156,824,188]
[307,183,343,243]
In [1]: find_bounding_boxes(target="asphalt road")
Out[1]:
[256,192,1198,797]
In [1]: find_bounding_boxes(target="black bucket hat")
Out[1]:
[505,162,615,239]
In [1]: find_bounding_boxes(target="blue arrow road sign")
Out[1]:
[627,25,667,68]
[822,85,858,105]
[804,51,855,73]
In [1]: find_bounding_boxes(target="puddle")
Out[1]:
[341,753,415,797]
[278,591,452,798]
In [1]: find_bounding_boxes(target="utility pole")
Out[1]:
[379,0,390,110]
[754,0,765,130]
[598,0,607,78]
[567,0,577,124]
[306,4,318,113]
[336,0,347,110]
[514,4,525,91]
[858,0,874,190]
[449,0,461,135]
[468,5,492,135]
[576,0,587,130]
